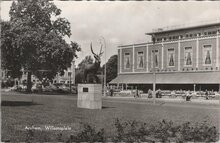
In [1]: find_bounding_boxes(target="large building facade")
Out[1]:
[111,20,220,92]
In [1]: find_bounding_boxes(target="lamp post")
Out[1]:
[193,84,196,92]
[68,71,72,93]
[100,36,106,96]
[152,34,156,105]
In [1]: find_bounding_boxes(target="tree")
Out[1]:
[102,55,118,83]
[1,21,23,78]
[1,0,80,92]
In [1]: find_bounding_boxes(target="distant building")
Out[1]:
[53,60,75,84]
[1,60,76,85]
[110,19,220,92]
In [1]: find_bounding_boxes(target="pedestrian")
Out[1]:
[134,87,139,98]
[205,90,209,100]
[156,89,161,98]
[158,89,162,98]
[148,89,152,98]
[156,89,158,98]
[171,90,175,98]
[110,88,113,97]
[186,90,191,101]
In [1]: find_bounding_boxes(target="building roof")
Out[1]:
[146,19,220,35]
[118,42,148,48]
[110,71,220,84]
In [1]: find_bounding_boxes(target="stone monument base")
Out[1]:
[77,84,102,109]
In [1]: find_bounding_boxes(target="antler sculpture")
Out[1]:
[90,42,103,59]
[83,42,104,83]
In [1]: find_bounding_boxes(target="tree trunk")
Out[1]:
[26,72,32,92]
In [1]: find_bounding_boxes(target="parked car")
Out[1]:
[175,90,185,97]
[118,90,133,96]
[161,90,171,96]
[114,89,143,97]
[71,85,77,94]
[4,86,17,92]
[42,84,59,92]
[32,83,42,92]
[20,85,27,91]
[56,84,70,93]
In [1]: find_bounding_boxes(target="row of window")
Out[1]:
[123,45,212,70]
[149,66,218,72]
[156,30,218,42]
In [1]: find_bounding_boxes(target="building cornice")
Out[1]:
[117,35,217,49]
[146,21,220,35]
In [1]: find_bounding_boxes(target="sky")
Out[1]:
[1,1,220,66]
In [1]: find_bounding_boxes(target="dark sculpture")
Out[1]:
[83,42,104,83]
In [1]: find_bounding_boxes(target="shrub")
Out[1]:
[24,119,219,142]
[25,129,34,143]
[25,129,52,142]
[69,123,105,143]
[113,118,219,142]
[178,120,219,142]
[114,118,152,142]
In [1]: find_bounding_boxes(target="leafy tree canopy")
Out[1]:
[1,0,80,81]
[102,55,118,83]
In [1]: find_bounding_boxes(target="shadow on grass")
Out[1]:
[102,106,115,109]
[16,91,76,95]
[1,101,43,106]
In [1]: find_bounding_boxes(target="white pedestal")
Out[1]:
[77,84,102,109]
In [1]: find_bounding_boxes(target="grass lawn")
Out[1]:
[1,92,220,142]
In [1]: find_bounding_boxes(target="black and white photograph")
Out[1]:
[1,0,220,142]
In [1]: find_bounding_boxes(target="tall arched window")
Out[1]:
[167,48,175,67]
[203,45,212,65]
[124,53,131,69]
[151,50,159,68]
[184,47,193,66]
[137,51,144,69]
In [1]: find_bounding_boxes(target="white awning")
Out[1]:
[110,71,220,84]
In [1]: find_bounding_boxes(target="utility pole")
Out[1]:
[68,68,72,94]
[152,34,156,105]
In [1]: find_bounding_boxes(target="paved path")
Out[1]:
[2,91,219,106]
[103,96,220,105]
